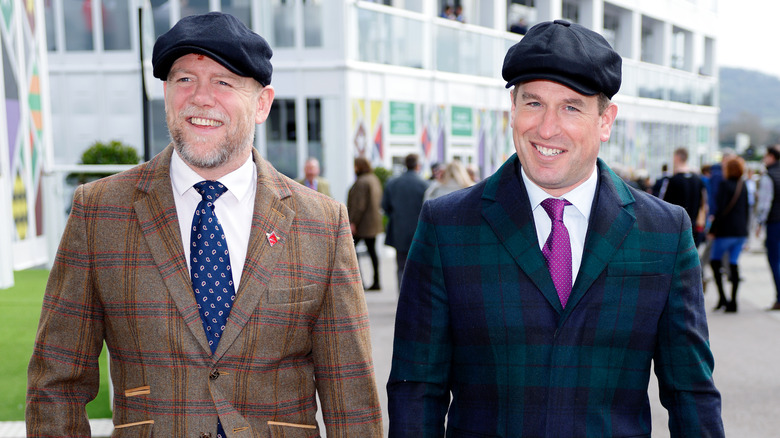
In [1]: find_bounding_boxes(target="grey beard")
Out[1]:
[171,129,242,169]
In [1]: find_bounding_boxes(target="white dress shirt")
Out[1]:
[521,165,598,284]
[170,149,256,291]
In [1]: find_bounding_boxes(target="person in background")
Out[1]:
[510,17,529,35]
[756,146,780,310]
[708,149,737,219]
[663,147,707,247]
[466,162,481,183]
[347,157,384,291]
[296,156,331,197]
[387,19,722,437]
[454,5,465,22]
[429,161,444,181]
[708,155,750,313]
[382,153,429,290]
[423,159,474,201]
[26,12,381,437]
[652,163,670,197]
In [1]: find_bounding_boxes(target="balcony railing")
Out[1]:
[349,2,716,107]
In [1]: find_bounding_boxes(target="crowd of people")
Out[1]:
[612,146,780,314]
[298,154,478,293]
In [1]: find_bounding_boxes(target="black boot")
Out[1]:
[711,259,728,310]
[726,263,739,313]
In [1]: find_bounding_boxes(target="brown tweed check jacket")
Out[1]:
[26,146,382,437]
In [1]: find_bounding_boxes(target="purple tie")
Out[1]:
[541,198,572,308]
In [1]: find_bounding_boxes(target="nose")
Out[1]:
[537,108,561,139]
[190,81,216,107]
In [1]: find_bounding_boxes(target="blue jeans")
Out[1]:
[766,222,780,302]
[711,237,746,264]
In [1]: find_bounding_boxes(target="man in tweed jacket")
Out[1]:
[387,20,723,437]
[27,13,381,437]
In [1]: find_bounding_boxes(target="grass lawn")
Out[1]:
[0,269,112,421]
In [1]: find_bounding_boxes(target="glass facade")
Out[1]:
[41,0,718,184]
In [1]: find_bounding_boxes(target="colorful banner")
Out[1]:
[1,0,51,275]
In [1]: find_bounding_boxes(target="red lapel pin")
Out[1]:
[266,232,278,247]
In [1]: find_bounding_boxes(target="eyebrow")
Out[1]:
[521,91,586,108]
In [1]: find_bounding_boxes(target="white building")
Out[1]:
[2,0,719,272]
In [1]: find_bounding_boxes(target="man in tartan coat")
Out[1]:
[27,13,381,437]
[387,20,723,437]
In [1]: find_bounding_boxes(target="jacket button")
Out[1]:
[200,433,212,438]
[209,369,220,380]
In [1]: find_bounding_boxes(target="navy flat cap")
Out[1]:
[502,20,621,99]
[152,12,273,86]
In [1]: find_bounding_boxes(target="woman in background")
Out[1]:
[347,157,384,291]
[424,160,474,202]
[708,155,750,312]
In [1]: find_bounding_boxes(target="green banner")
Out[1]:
[452,106,473,136]
[390,102,415,135]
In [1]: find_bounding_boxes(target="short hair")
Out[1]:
[674,147,689,162]
[405,154,419,170]
[723,156,746,180]
[767,146,780,161]
[354,157,372,176]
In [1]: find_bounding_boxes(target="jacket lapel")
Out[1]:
[214,149,295,359]
[133,146,213,354]
[481,156,638,314]
[481,155,562,310]
[565,159,636,311]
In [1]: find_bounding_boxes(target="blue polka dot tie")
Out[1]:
[191,181,234,438]
[541,198,573,308]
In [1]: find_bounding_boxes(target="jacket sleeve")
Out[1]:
[26,185,105,437]
[314,202,384,436]
[387,201,451,437]
[653,209,724,437]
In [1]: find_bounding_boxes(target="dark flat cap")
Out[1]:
[502,20,621,99]
[152,12,273,86]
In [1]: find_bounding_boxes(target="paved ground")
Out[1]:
[5,235,780,437]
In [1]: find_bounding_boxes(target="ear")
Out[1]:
[255,85,275,125]
[599,103,618,143]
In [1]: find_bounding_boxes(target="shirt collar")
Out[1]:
[520,163,598,222]
[170,148,256,201]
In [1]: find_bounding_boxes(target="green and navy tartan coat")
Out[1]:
[387,155,723,438]
[27,146,382,437]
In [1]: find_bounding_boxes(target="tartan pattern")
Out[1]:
[387,155,723,437]
[27,146,382,437]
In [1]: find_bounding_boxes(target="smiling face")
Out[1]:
[511,80,617,197]
[164,53,274,178]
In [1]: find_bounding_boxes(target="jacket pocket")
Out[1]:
[267,283,320,304]
[112,419,154,437]
[267,421,320,438]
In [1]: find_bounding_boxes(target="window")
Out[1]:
[181,0,210,18]
[307,98,323,171]
[267,99,297,178]
[103,0,131,51]
[303,0,323,47]
[64,0,94,51]
[223,0,253,28]
[44,1,57,51]
[272,0,295,48]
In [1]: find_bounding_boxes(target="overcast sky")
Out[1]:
[717,0,780,78]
